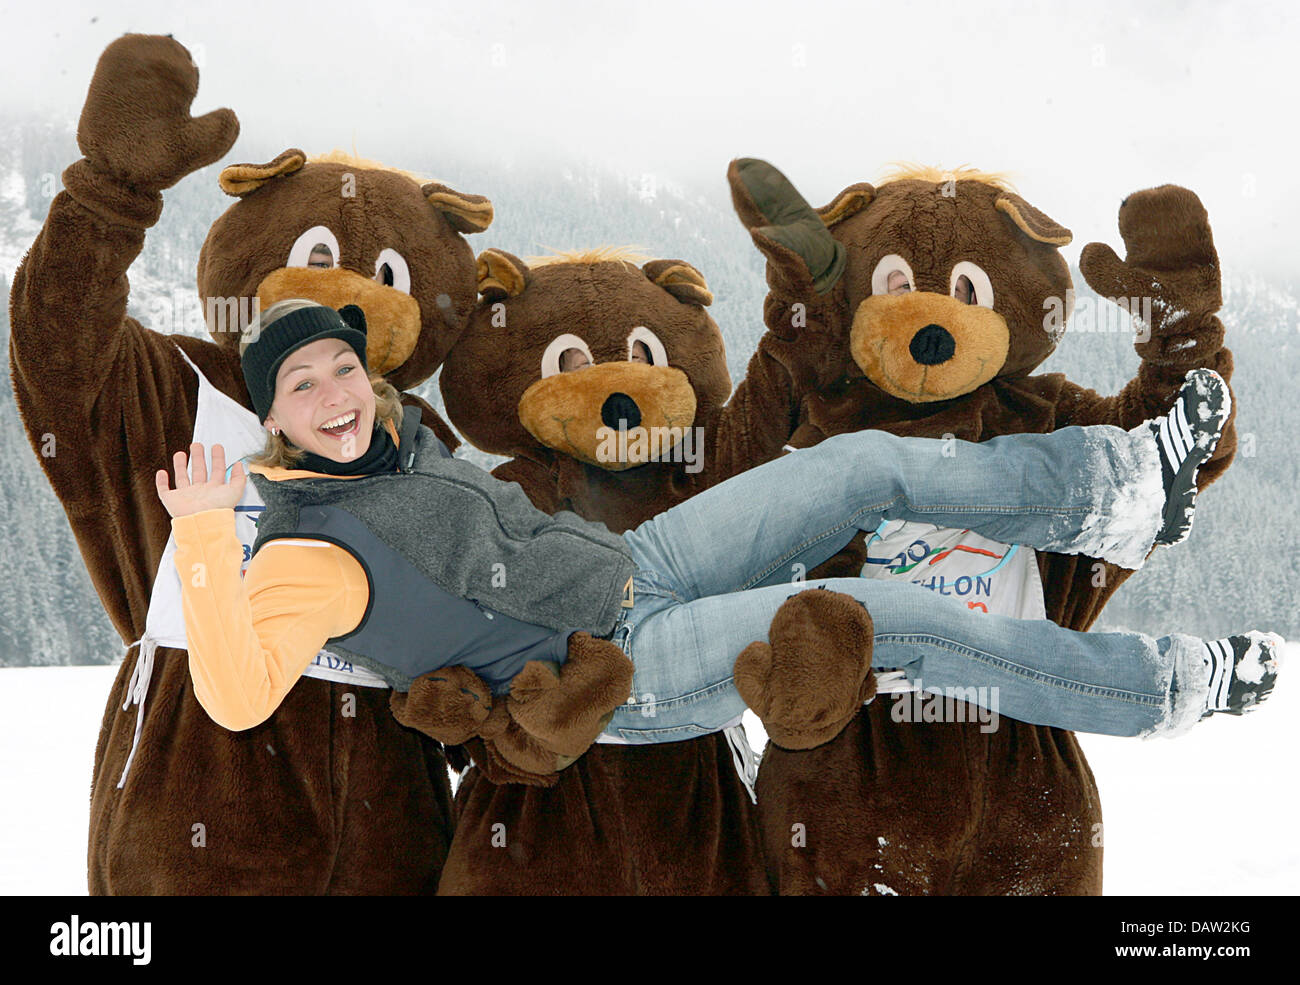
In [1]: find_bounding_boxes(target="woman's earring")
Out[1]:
[271,427,280,436]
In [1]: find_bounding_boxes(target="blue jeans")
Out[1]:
[606,425,1208,742]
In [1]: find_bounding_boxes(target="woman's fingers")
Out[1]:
[159,445,243,518]
[172,450,190,489]
[189,441,208,484]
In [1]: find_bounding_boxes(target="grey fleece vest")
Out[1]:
[247,413,636,692]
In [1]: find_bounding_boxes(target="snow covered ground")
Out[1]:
[1,662,1295,895]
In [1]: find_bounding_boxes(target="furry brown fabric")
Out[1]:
[850,291,1011,402]
[391,670,584,784]
[476,703,580,775]
[198,153,485,400]
[734,589,878,750]
[440,739,770,894]
[507,635,634,758]
[392,636,634,785]
[738,166,1237,896]
[390,665,493,747]
[7,34,490,894]
[436,223,859,894]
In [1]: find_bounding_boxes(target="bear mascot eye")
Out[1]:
[626,326,668,366]
[949,261,995,308]
[287,225,342,269]
[870,254,916,296]
[374,248,411,294]
[541,333,596,377]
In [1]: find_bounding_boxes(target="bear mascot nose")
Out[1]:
[909,323,956,365]
[601,392,642,430]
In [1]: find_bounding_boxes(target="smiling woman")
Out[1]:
[241,299,407,470]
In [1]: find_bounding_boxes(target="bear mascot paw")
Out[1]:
[392,633,633,785]
[734,588,878,749]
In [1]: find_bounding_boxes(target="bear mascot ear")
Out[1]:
[816,183,876,226]
[423,181,495,234]
[218,148,307,197]
[476,248,529,301]
[641,259,713,307]
[337,303,368,335]
[995,193,1073,246]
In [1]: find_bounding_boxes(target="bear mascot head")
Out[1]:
[201,147,491,408]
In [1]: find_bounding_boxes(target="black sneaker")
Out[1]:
[1146,368,1232,547]
[1203,633,1282,717]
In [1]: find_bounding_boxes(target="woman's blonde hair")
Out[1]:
[241,299,405,469]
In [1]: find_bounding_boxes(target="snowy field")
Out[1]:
[1,662,1295,895]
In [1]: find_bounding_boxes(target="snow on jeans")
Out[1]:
[605,425,1210,742]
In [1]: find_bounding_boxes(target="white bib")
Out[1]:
[861,519,1047,695]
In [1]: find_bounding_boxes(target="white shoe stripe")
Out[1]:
[1169,406,1190,460]
[1159,421,1183,470]
[1175,401,1195,456]
[1205,642,1225,710]
[1214,640,1235,710]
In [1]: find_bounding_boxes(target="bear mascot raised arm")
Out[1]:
[8,33,499,893]
[726,161,1236,895]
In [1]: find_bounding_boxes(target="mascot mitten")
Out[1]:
[391,690,560,788]
[726,159,865,399]
[735,589,878,750]
[507,634,634,758]
[394,680,568,786]
[728,157,848,295]
[1081,186,1227,378]
[63,34,239,226]
[392,635,633,780]
[390,665,493,746]
[478,635,633,778]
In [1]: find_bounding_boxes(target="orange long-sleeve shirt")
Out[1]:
[171,489,369,732]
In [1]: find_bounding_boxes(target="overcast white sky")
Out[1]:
[2,0,1296,278]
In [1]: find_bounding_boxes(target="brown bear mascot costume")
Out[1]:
[729,162,1237,895]
[426,227,875,894]
[8,34,502,893]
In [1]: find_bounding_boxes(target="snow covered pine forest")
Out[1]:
[1,116,1297,894]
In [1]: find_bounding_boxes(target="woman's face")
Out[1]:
[263,338,377,463]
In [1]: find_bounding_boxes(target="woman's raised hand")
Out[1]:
[155,443,247,519]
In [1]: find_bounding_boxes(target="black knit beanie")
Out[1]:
[241,303,369,423]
